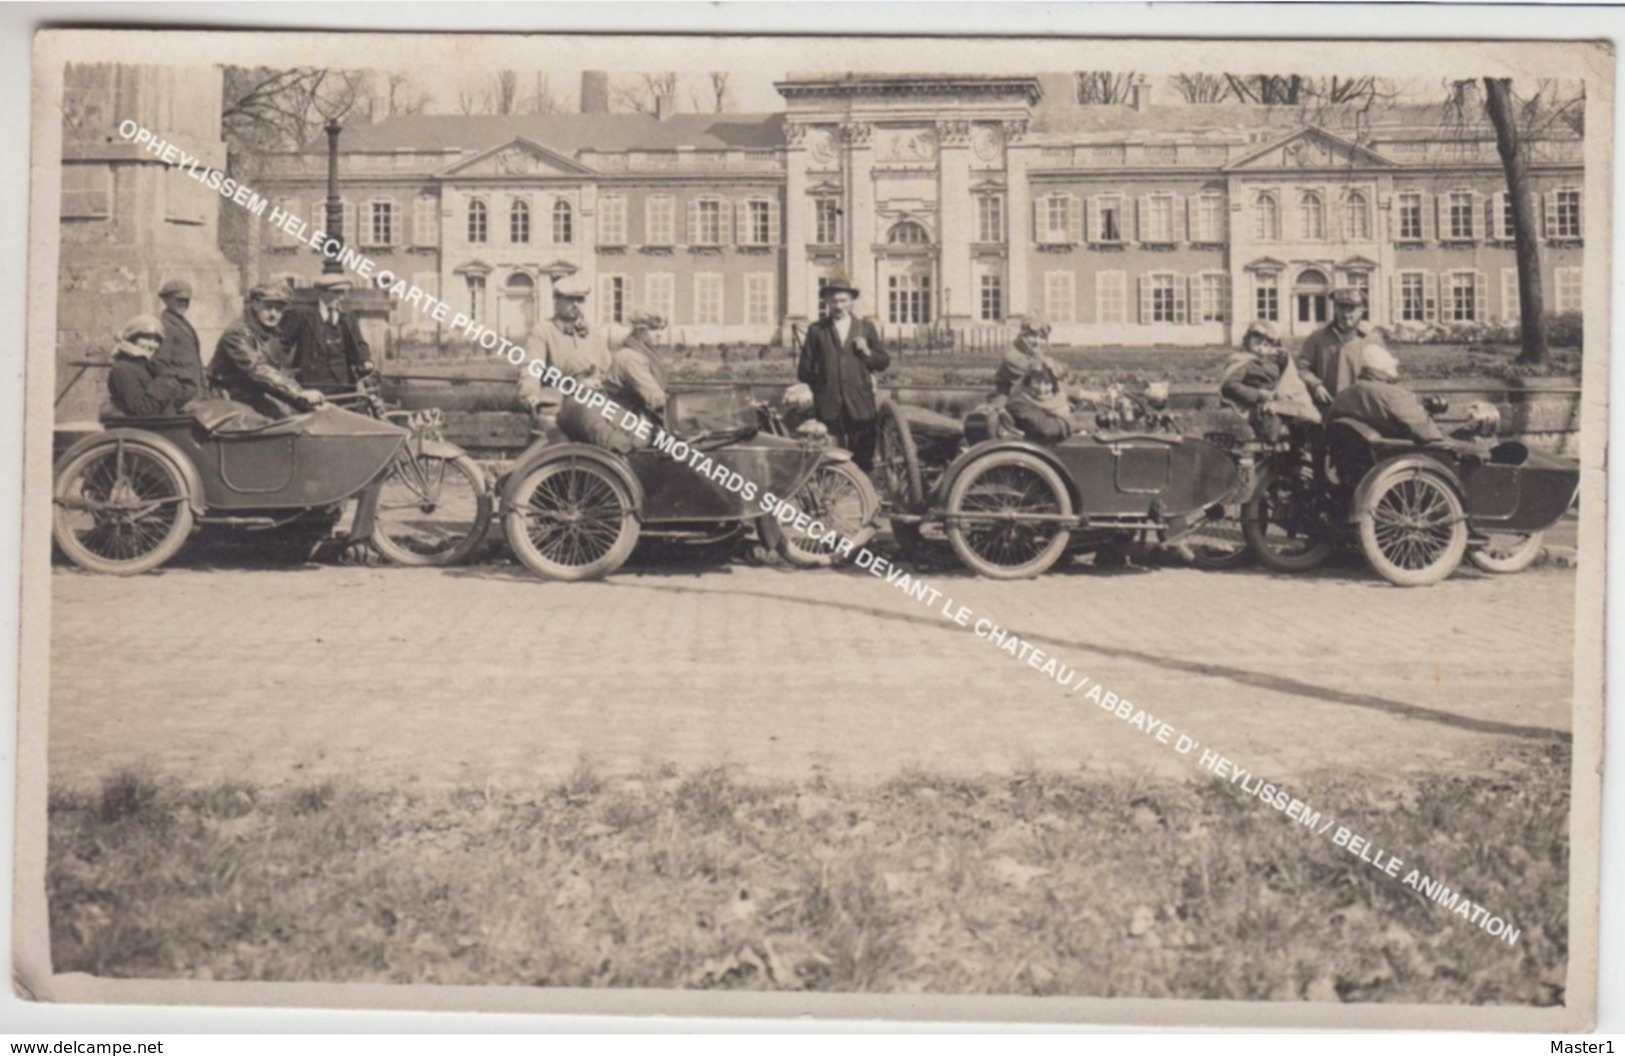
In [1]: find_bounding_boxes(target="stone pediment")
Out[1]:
[1224,127,1394,172]
[1244,256,1290,271]
[436,137,594,179]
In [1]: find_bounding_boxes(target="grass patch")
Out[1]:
[47,743,1569,1003]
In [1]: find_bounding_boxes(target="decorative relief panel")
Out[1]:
[971,122,1005,163]
[876,125,937,163]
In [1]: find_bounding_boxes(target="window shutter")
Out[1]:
[1389,272,1403,323]
[1174,196,1187,243]
[311,199,325,233]
[768,199,780,245]
[1489,192,1504,240]
[1574,188,1585,230]
[1424,193,1438,241]
[1137,196,1150,243]
[1501,268,1518,322]
[386,197,400,244]
[1138,276,1151,324]
[1033,197,1043,243]
[342,200,358,245]
[1474,270,1488,322]
[1079,196,1091,243]
[1424,272,1439,322]
[1541,191,1555,239]
[687,198,700,245]
[1089,195,1104,242]
[1068,194,1082,243]
[1173,277,1188,324]
[1186,276,1198,323]
[735,201,750,245]
[1469,191,1484,241]
[717,200,732,246]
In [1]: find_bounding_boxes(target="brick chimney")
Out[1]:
[580,70,610,114]
[1131,75,1153,111]
[655,92,675,121]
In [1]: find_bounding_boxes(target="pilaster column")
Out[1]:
[843,122,876,309]
[784,123,811,337]
[936,120,973,326]
[1005,132,1033,318]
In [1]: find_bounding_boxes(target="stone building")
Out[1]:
[245,71,1585,354]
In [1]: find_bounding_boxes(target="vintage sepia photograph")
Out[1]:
[12,23,1610,1031]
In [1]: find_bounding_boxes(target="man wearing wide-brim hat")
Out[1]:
[517,274,614,439]
[280,274,375,394]
[1299,286,1380,405]
[208,283,326,418]
[797,278,890,470]
[155,278,205,406]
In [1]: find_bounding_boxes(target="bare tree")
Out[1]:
[613,72,680,115]
[525,72,565,115]
[456,81,481,116]
[703,71,732,113]
[222,66,369,156]
[1074,71,1138,105]
[1174,73,1231,105]
[374,72,431,119]
[485,70,522,115]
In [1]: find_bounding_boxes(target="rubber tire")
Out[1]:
[775,460,882,568]
[1357,466,1469,587]
[946,450,1072,580]
[504,460,640,581]
[371,452,493,567]
[1186,502,1252,570]
[53,441,195,576]
[875,401,924,512]
[1242,466,1336,573]
[1468,531,1545,574]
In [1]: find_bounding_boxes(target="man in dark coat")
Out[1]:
[796,281,890,470]
[280,275,375,393]
[208,284,326,418]
[1299,287,1380,404]
[155,278,205,406]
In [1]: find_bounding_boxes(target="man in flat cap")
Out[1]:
[281,274,375,394]
[518,274,613,438]
[1299,287,1380,405]
[208,284,327,418]
[155,278,205,406]
[994,315,1065,399]
[606,307,670,429]
[797,278,890,470]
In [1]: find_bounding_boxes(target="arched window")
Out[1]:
[552,200,573,243]
[1300,191,1325,240]
[887,220,930,245]
[1254,192,1279,240]
[505,271,534,292]
[509,199,530,244]
[1342,191,1371,241]
[466,198,488,244]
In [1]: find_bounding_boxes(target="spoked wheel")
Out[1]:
[53,441,195,575]
[775,460,882,567]
[946,451,1072,579]
[1468,531,1546,574]
[371,451,493,567]
[1242,466,1336,573]
[1186,502,1251,570]
[1358,466,1469,587]
[504,459,640,581]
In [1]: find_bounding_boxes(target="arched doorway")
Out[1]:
[879,220,935,328]
[499,271,537,339]
[1293,267,1330,334]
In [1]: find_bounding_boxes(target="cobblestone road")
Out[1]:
[48,552,1575,791]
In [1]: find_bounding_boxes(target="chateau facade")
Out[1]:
[247,72,1585,351]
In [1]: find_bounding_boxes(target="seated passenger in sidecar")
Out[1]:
[1218,319,1322,442]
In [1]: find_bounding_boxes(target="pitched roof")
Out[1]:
[338,112,784,155]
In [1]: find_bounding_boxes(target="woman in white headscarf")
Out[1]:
[107,314,187,417]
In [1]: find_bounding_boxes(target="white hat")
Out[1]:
[552,275,590,299]
[1360,344,1399,381]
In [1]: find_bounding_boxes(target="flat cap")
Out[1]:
[248,282,292,305]
[626,307,666,329]
[314,275,353,291]
[1330,287,1368,308]
[158,279,193,299]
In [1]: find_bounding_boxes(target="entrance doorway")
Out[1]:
[1293,268,1330,333]
[499,271,537,340]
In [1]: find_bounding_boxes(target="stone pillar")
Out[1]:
[783,125,810,341]
[1005,132,1033,318]
[57,62,242,421]
[844,122,877,311]
[936,120,974,327]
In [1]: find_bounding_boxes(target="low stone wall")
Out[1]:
[401,376,1583,459]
